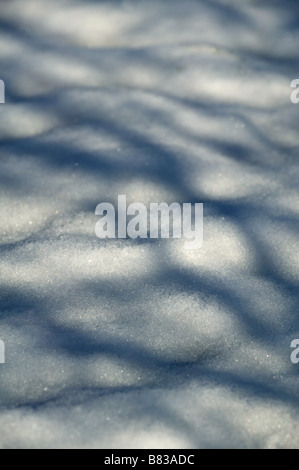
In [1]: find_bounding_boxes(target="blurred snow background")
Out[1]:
[0,0,298,448]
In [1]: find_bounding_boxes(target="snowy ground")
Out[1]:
[0,0,299,449]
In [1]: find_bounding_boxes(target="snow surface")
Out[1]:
[0,0,299,449]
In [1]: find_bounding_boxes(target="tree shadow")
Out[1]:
[0,0,299,447]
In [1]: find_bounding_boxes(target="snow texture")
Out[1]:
[0,0,298,449]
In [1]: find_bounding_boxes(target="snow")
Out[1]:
[0,0,298,449]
